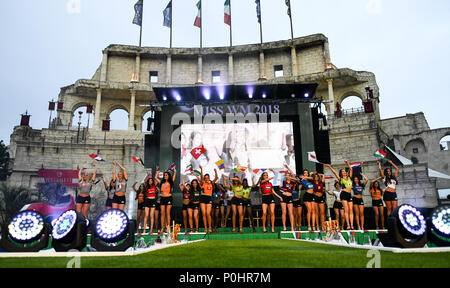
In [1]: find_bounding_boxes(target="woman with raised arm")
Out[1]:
[285,165,316,231]
[259,171,282,233]
[280,165,296,231]
[223,175,244,233]
[112,161,128,211]
[313,173,326,231]
[325,160,355,230]
[180,176,191,232]
[102,177,115,211]
[188,178,201,233]
[352,173,368,230]
[326,182,345,230]
[199,166,218,233]
[155,166,176,233]
[77,164,97,218]
[133,182,146,233]
[242,178,256,232]
[291,180,302,231]
[143,170,158,234]
[379,160,399,217]
[370,176,385,229]
[212,182,226,233]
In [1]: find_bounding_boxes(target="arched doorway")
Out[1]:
[108,107,129,131]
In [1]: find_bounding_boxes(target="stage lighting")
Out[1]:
[91,209,135,251]
[162,95,167,101]
[428,205,450,246]
[202,87,211,100]
[304,93,310,98]
[291,94,296,98]
[247,86,254,99]
[379,204,428,248]
[51,210,87,252]
[217,85,225,100]
[262,92,267,99]
[1,210,50,252]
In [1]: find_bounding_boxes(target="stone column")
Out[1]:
[327,79,335,116]
[291,46,298,77]
[134,54,141,82]
[94,88,102,130]
[100,50,108,82]
[259,51,266,80]
[228,53,234,83]
[197,54,203,83]
[129,90,136,131]
[166,54,172,84]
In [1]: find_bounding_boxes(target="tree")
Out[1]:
[0,183,31,228]
[0,140,9,181]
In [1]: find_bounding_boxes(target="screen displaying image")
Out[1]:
[180,122,296,186]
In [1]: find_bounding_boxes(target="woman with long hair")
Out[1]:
[112,161,128,211]
[102,177,115,211]
[279,165,296,231]
[76,164,97,218]
[188,178,201,233]
[352,173,368,230]
[199,165,218,233]
[312,173,326,231]
[180,177,191,232]
[378,160,399,217]
[132,182,146,233]
[259,171,282,233]
[292,181,302,231]
[370,177,385,229]
[325,160,355,230]
[143,171,158,234]
[242,178,255,232]
[223,175,244,233]
[326,182,345,230]
[212,182,226,232]
[154,165,176,233]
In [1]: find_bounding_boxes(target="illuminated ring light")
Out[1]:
[428,205,450,247]
[397,204,427,238]
[95,209,129,243]
[52,210,77,240]
[8,210,45,244]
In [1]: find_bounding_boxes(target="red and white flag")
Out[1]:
[224,0,231,25]
[194,1,201,28]
[190,145,206,160]
[132,156,144,166]
[350,162,363,168]
[89,154,105,162]
[307,152,320,164]
[374,149,387,159]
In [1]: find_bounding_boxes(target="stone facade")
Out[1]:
[6,33,446,222]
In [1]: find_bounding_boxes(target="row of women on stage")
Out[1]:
[76,159,400,233]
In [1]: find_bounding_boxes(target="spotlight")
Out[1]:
[217,85,225,100]
[262,93,267,99]
[1,210,50,252]
[428,205,450,246]
[291,94,296,98]
[202,88,211,100]
[52,210,87,252]
[162,95,167,101]
[247,86,254,99]
[91,209,135,251]
[379,204,428,248]
[304,93,310,98]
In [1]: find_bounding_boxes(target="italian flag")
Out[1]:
[194,1,201,28]
[224,0,231,25]
[374,149,387,159]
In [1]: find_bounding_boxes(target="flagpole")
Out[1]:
[139,0,144,47]
[170,0,173,48]
[200,0,203,49]
[259,1,263,44]
[229,0,233,47]
[288,0,294,40]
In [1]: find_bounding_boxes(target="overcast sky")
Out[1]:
[0,0,449,145]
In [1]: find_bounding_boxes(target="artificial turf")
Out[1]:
[0,239,449,268]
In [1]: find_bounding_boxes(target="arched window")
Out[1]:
[440,135,450,151]
[108,108,129,131]
[72,106,94,129]
[341,96,363,114]
[141,110,155,133]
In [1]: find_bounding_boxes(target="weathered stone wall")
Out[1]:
[296,45,326,75]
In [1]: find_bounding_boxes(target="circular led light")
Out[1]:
[95,209,129,243]
[52,210,77,240]
[8,210,45,243]
[431,205,450,237]
[398,205,426,236]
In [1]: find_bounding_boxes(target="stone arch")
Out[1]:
[439,132,450,151]
[404,137,427,154]
[107,104,129,131]
[140,107,155,132]
[70,102,95,128]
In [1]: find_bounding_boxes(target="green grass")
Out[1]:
[0,239,449,268]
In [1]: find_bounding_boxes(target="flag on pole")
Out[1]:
[234,166,247,172]
[185,164,193,173]
[89,154,105,162]
[216,159,225,170]
[194,1,201,28]
[224,0,231,25]
[163,0,172,28]
[307,152,320,164]
[132,156,144,166]
[191,170,201,177]
[285,0,291,16]
[255,0,261,23]
[133,0,143,26]
[350,162,363,168]
[191,145,206,160]
[374,149,387,159]
[167,162,176,171]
